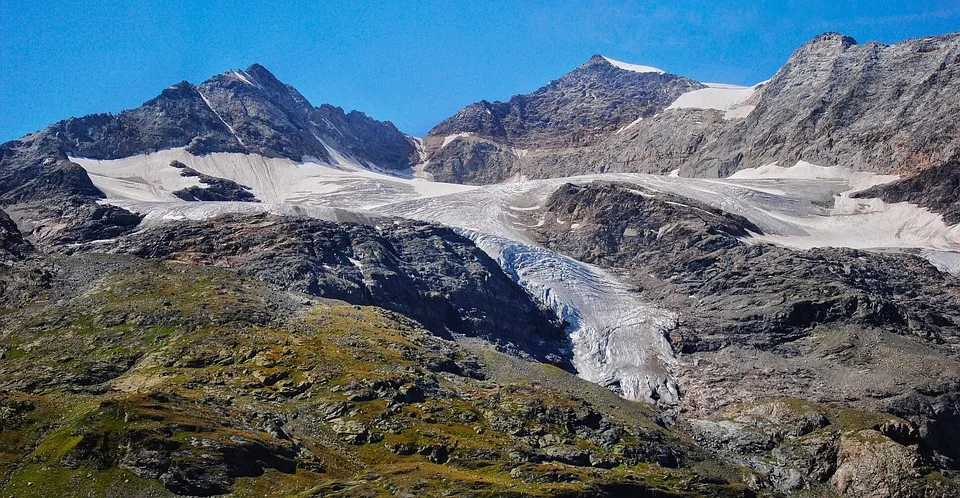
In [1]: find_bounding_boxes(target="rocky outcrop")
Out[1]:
[0,208,29,260]
[4,197,143,249]
[421,55,703,183]
[171,161,259,202]
[98,213,569,366]
[853,158,960,225]
[687,399,956,497]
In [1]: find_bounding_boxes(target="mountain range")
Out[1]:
[2,30,960,497]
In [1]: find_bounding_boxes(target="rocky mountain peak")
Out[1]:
[0,62,419,220]
[229,63,287,94]
[792,32,859,58]
[160,80,196,97]
[421,51,702,183]
[583,53,610,67]
[244,62,274,79]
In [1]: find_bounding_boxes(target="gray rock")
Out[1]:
[0,208,29,260]
[171,163,260,202]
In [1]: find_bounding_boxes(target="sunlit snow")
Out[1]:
[666,82,764,120]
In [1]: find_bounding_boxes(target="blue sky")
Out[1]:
[1,1,958,141]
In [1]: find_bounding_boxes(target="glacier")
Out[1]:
[69,148,960,403]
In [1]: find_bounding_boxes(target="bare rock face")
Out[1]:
[421,55,703,183]
[421,31,960,184]
[830,430,924,498]
[0,208,29,260]
[686,399,955,496]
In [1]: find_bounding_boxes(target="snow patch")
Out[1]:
[347,257,364,272]
[601,56,665,74]
[71,148,476,209]
[442,132,473,148]
[616,116,644,134]
[666,82,760,120]
[230,70,264,90]
[317,115,345,137]
[730,161,898,191]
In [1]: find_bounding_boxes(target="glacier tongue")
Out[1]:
[466,232,679,403]
[378,181,682,404]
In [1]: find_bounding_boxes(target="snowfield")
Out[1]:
[71,149,960,403]
[666,81,764,120]
[602,56,665,75]
[70,148,476,208]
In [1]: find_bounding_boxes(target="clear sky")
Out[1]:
[1,1,958,141]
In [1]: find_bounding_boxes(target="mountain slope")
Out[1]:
[0,247,760,497]
[0,64,419,248]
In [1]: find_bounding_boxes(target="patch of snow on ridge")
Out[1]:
[230,70,263,90]
[442,132,473,148]
[601,56,665,74]
[667,82,760,119]
[616,116,644,134]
